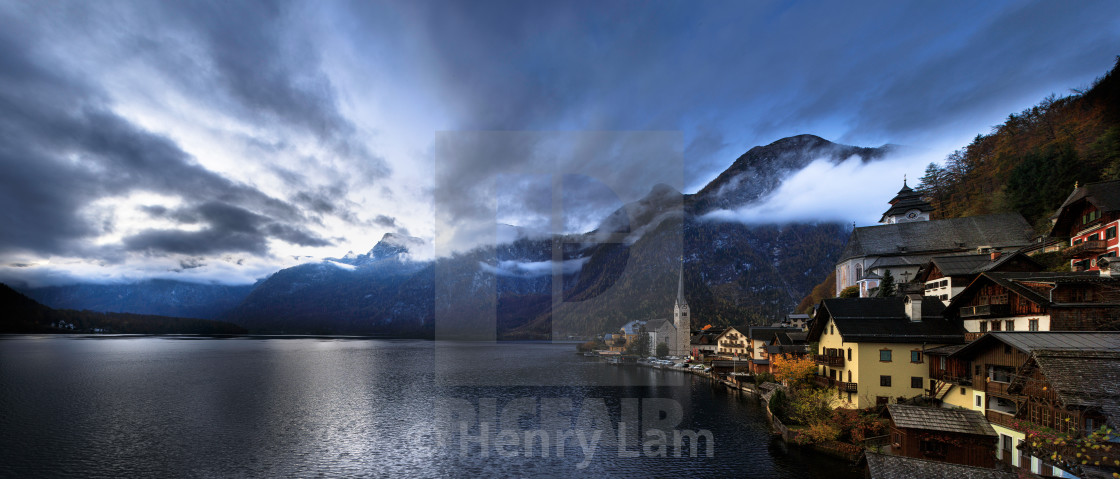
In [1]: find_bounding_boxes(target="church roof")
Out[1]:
[838,213,1034,262]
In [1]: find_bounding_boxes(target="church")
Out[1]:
[835,180,1035,297]
[645,266,692,357]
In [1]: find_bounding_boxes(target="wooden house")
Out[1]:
[1048,179,1120,272]
[885,404,998,468]
[942,271,1120,341]
[715,326,750,358]
[944,332,1120,476]
[917,250,1041,304]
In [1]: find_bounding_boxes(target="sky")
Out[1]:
[0,0,1118,287]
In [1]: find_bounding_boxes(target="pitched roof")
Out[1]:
[944,271,1120,315]
[748,326,802,343]
[886,404,997,436]
[644,318,674,331]
[951,332,1120,361]
[1030,350,1120,413]
[808,297,965,344]
[864,452,1017,479]
[839,213,1034,262]
[1050,179,1120,235]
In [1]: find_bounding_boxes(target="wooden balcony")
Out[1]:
[964,332,985,342]
[814,375,857,392]
[986,410,1020,430]
[985,380,1013,397]
[840,381,858,392]
[814,375,835,388]
[1065,240,1107,257]
[960,304,1010,318]
[813,354,844,367]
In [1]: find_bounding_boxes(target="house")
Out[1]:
[1048,179,1120,271]
[885,404,999,468]
[917,250,1042,304]
[771,313,811,330]
[835,181,1035,298]
[942,269,1120,341]
[864,451,1018,479]
[746,326,803,373]
[691,328,723,359]
[939,332,1120,476]
[715,326,750,358]
[766,331,810,364]
[808,294,966,409]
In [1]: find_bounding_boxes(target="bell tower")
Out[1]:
[673,262,690,357]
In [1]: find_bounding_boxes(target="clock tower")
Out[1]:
[879,178,934,224]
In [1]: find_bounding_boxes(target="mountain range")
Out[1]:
[11,134,888,338]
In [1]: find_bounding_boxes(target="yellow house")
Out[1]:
[807,294,966,409]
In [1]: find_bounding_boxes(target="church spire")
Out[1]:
[676,259,687,307]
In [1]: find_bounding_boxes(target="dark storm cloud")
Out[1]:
[128,0,391,181]
[373,215,398,228]
[390,0,1119,188]
[129,202,332,255]
[0,20,327,258]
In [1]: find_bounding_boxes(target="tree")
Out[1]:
[627,331,651,356]
[655,342,669,358]
[838,285,860,298]
[876,270,895,297]
[916,162,947,212]
[771,354,818,388]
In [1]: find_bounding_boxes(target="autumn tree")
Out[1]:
[771,354,818,388]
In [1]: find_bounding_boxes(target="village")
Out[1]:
[585,179,1120,479]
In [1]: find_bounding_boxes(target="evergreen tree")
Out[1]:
[656,342,669,358]
[876,270,896,297]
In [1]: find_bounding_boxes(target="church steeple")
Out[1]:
[879,178,934,224]
[676,262,687,308]
[673,259,691,357]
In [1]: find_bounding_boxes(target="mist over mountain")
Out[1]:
[216,135,881,337]
[15,134,885,338]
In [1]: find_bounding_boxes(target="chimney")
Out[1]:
[905,293,923,322]
[990,250,1002,262]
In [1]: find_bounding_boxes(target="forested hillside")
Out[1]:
[916,57,1120,231]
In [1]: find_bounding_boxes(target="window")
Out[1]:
[880,375,892,387]
[855,263,863,281]
[1083,210,1102,224]
[1108,226,1117,240]
[1074,238,1084,245]
[979,321,988,333]
[1029,319,1039,332]
[911,376,923,388]
[920,438,948,458]
[911,351,922,363]
[976,394,982,407]
[1089,233,1101,241]
[960,386,966,395]
[847,348,852,361]
[939,356,946,369]
[880,349,892,362]
[990,320,1001,332]
[830,324,834,335]
[1005,320,1015,332]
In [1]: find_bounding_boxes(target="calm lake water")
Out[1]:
[0,336,862,478]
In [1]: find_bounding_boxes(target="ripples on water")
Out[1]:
[0,336,862,478]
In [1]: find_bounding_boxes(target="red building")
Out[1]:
[1049,179,1120,271]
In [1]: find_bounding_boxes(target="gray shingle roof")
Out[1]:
[839,213,1034,262]
[928,254,997,276]
[748,326,802,343]
[1031,350,1120,410]
[982,331,1120,353]
[808,297,965,344]
[887,404,997,437]
[864,452,1017,479]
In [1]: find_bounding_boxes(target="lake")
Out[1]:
[0,336,862,478]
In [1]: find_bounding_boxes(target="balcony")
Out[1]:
[964,332,985,342]
[814,375,836,388]
[960,304,1010,318]
[986,410,1020,430]
[840,381,858,392]
[813,354,844,367]
[1064,240,1107,257]
[813,375,857,392]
